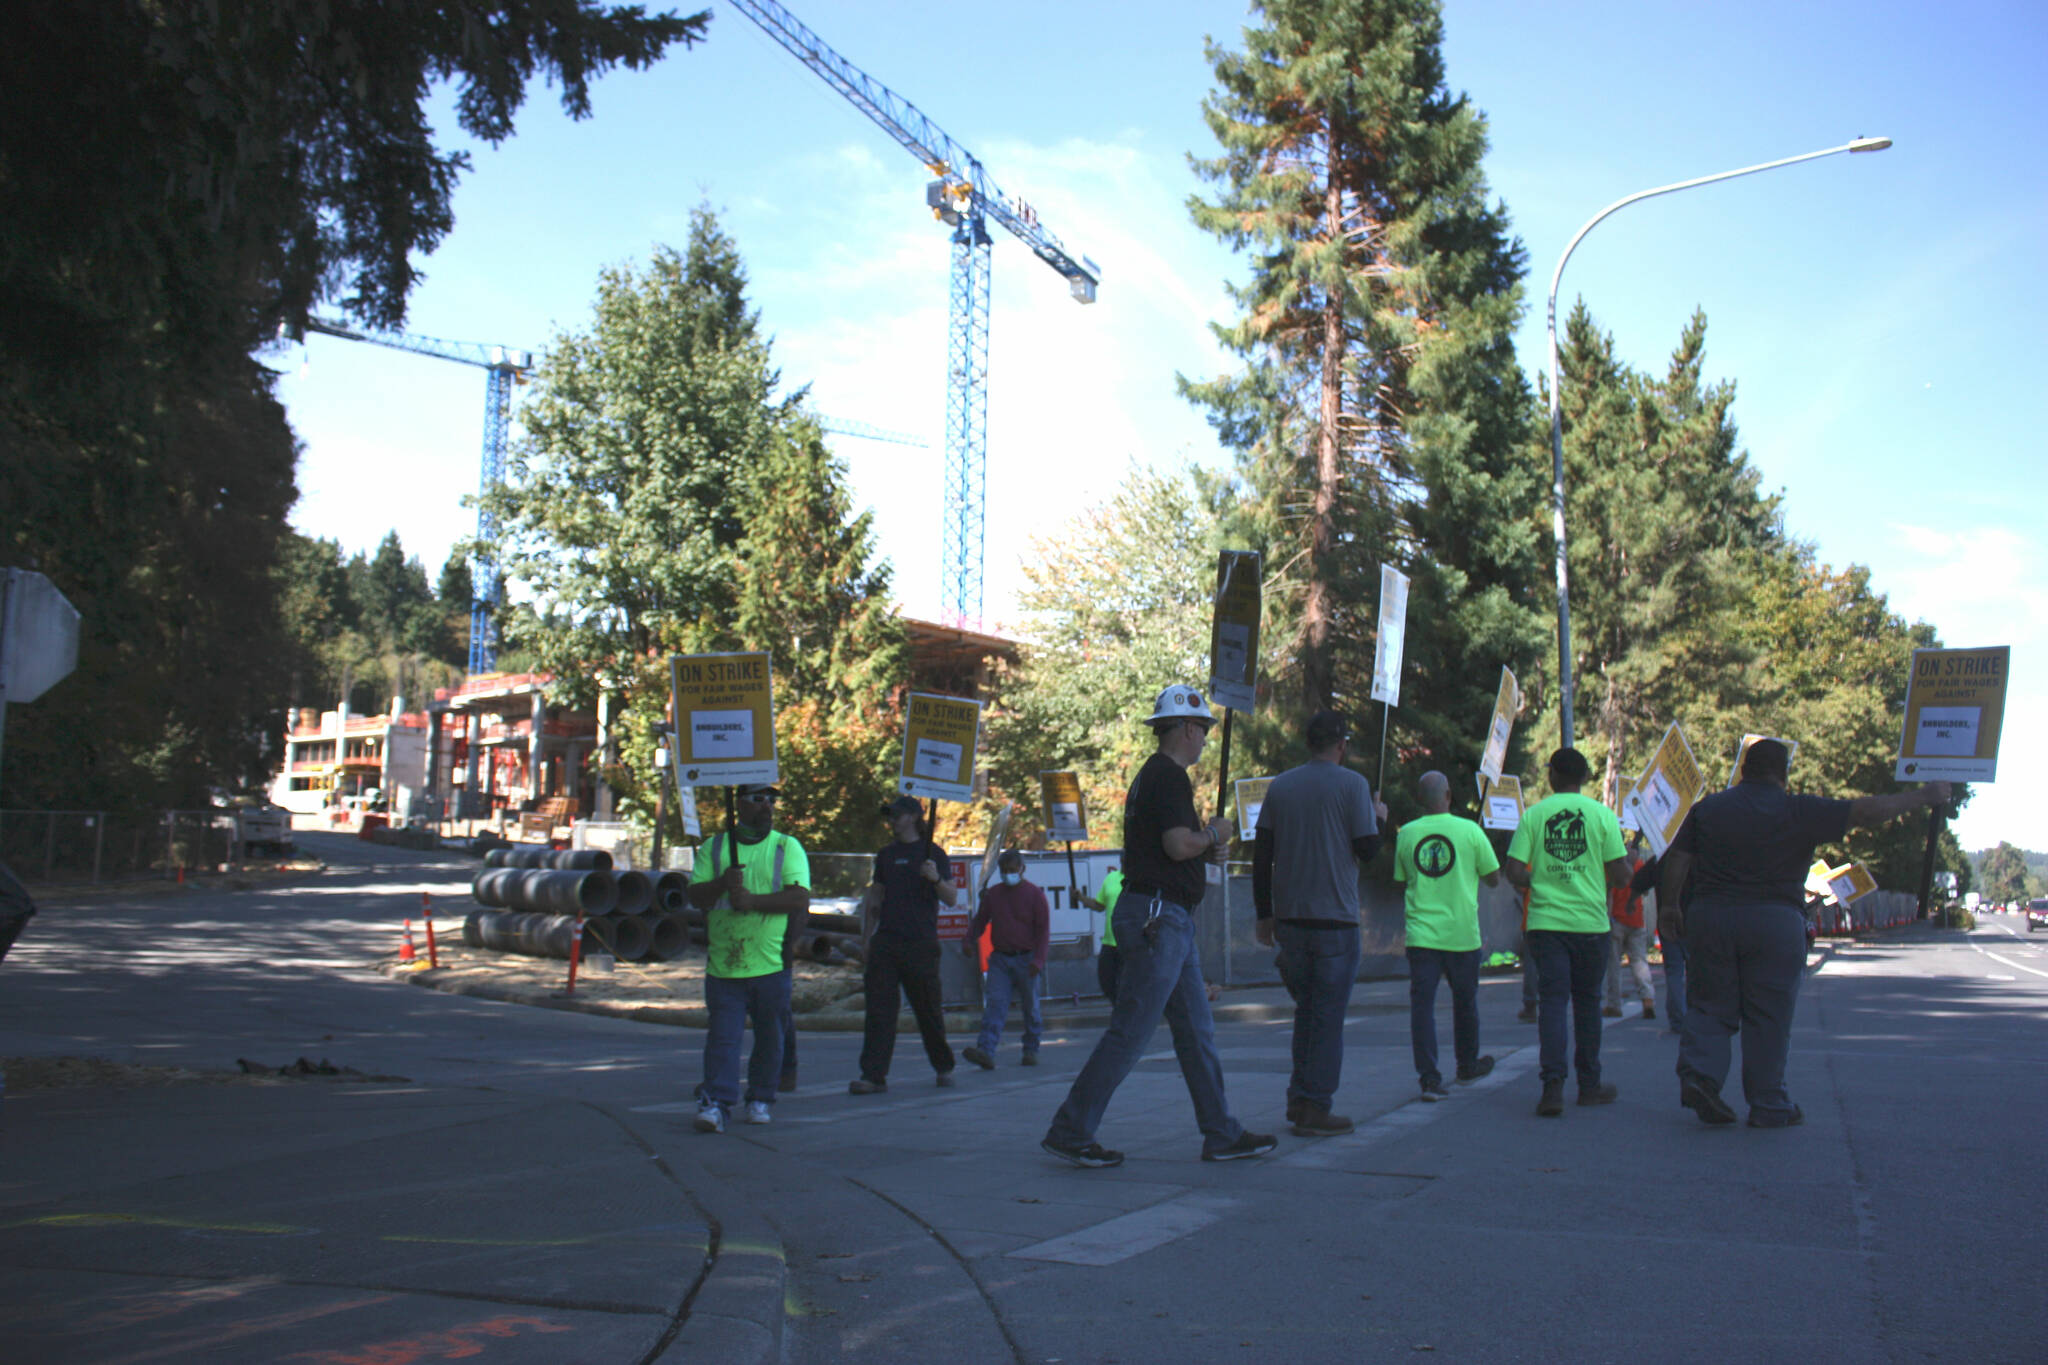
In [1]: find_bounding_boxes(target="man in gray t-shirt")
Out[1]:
[1252,710,1386,1135]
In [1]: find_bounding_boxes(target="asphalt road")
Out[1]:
[1,838,2042,1363]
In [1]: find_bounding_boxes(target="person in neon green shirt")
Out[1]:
[1393,771,1501,1100]
[686,784,810,1134]
[1082,867,1124,1001]
[1504,748,1629,1117]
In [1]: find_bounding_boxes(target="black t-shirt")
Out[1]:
[871,839,953,942]
[1122,751,1205,909]
[1670,781,1851,909]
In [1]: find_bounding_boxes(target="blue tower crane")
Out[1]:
[728,0,1101,625]
[301,317,532,675]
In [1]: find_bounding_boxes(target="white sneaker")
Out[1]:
[743,1100,772,1125]
[693,1099,725,1134]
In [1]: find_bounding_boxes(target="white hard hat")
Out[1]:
[1145,685,1215,727]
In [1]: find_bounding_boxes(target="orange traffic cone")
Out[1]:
[399,918,417,963]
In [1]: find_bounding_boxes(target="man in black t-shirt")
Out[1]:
[1661,740,1951,1128]
[1042,685,1276,1168]
[850,795,959,1093]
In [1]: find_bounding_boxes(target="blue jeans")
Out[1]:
[1044,898,1244,1154]
[1275,923,1361,1109]
[978,951,1043,1055]
[1528,929,1607,1087]
[1677,899,1806,1118]
[696,970,789,1109]
[1406,946,1481,1086]
[1662,934,1688,1031]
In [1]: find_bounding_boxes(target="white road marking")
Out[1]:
[1973,946,2048,981]
[1276,1046,1541,1170]
[1007,1193,1237,1266]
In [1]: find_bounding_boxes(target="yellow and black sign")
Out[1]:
[1896,645,2010,783]
[1478,774,1525,832]
[900,692,982,802]
[1625,723,1704,857]
[669,652,777,786]
[1479,667,1518,782]
[1234,776,1275,840]
[1040,771,1088,842]
[1209,550,1262,712]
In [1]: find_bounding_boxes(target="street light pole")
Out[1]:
[1545,136,1892,747]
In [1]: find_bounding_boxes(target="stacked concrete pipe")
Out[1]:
[483,846,614,872]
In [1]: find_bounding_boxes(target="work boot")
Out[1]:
[1285,1097,1307,1126]
[1536,1079,1566,1117]
[1641,999,1657,1020]
[1419,1079,1449,1103]
[1577,1082,1619,1106]
[1746,1104,1805,1129]
[1601,1004,1625,1018]
[1680,1076,1737,1126]
[1456,1056,1496,1083]
[963,1046,995,1070]
[847,1077,887,1095]
[1291,1105,1355,1136]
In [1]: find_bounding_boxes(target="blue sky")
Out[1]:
[272,0,2046,851]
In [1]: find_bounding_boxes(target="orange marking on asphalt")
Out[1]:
[283,1314,576,1364]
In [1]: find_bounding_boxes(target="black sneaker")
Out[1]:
[1456,1056,1496,1083]
[1291,1106,1354,1136]
[1746,1104,1805,1129]
[1536,1079,1565,1117]
[1419,1079,1449,1102]
[1577,1082,1619,1106]
[1042,1138,1123,1168]
[1202,1131,1278,1162]
[962,1046,995,1070]
[1680,1077,1737,1126]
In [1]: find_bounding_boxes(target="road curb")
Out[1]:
[380,962,1411,1033]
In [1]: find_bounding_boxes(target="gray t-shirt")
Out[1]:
[1260,759,1379,921]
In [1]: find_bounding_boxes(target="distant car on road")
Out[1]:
[233,804,296,859]
[2026,898,2048,933]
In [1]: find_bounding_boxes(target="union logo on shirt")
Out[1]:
[1542,808,1587,862]
[1415,833,1457,878]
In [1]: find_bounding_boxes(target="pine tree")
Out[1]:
[1538,306,1786,800]
[1182,0,1543,813]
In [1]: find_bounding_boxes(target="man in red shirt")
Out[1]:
[961,849,1050,1068]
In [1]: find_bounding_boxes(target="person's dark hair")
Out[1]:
[1548,747,1591,786]
[1741,738,1791,782]
[997,848,1024,870]
[1305,709,1351,751]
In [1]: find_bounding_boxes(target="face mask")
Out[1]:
[1000,871,1021,887]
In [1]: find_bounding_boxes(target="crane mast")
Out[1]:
[301,317,531,675]
[728,0,1100,625]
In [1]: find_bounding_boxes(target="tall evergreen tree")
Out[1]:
[1182,0,1544,812]
[1539,305,1785,799]
[486,213,905,849]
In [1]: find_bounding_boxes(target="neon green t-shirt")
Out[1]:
[1394,813,1500,952]
[691,829,810,979]
[1506,793,1625,933]
[1096,868,1124,949]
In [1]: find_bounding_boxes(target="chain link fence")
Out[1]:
[0,810,239,887]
